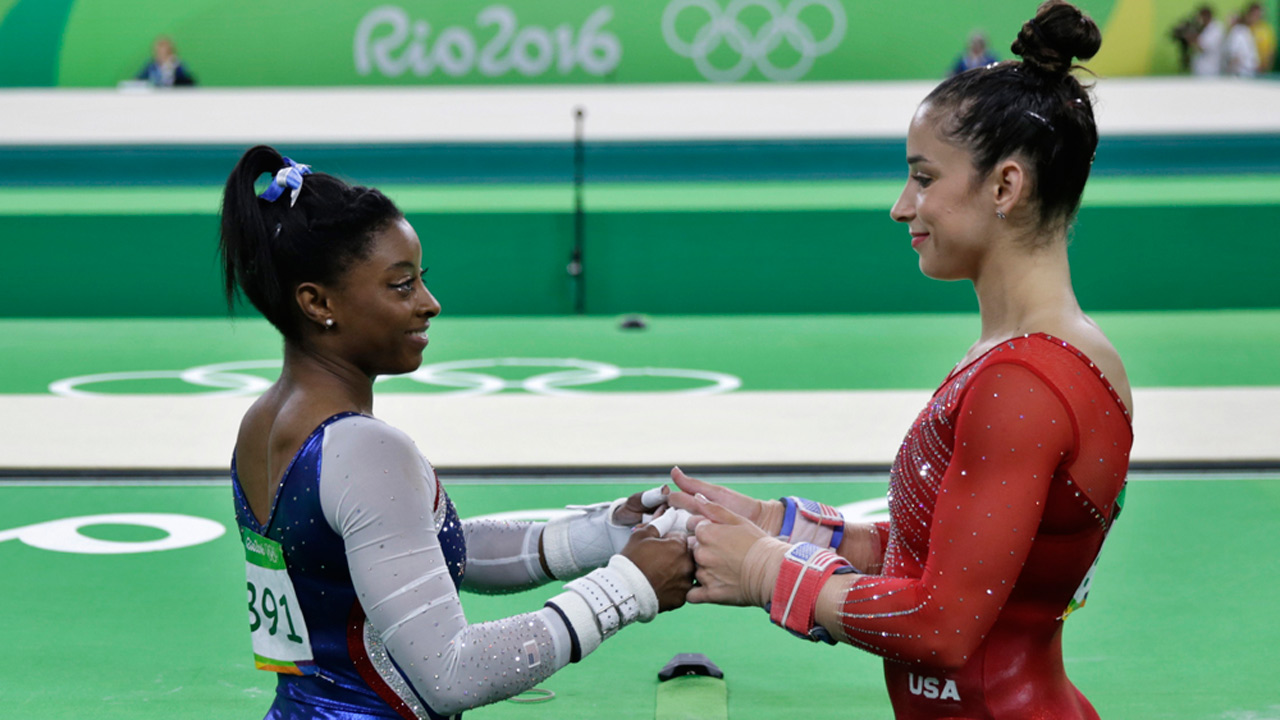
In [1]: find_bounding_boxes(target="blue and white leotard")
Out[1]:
[232,413,603,720]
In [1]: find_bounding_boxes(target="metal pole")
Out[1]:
[569,107,586,314]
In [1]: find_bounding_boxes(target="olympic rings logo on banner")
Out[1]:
[662,0,846,82]
[48,358,742,398]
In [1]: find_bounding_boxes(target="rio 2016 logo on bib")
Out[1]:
[355,5,621,79]
[241,527,316,675]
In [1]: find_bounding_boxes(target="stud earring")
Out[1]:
[325,318,335,329]
[996,210,1007,220]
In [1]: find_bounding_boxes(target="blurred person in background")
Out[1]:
[1190,5,1227,75]
[1244,2,1276,72]
[1171,8,1207,71]
[951,31,998,76]
[135,36,196,87]
[1225,10,1261,75]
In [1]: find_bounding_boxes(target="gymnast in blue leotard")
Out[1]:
[219,145,694,719]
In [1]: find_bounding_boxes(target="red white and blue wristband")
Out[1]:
[767,542,855,644]
[779,496,846,550]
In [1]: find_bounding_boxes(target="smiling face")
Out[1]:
[890,103,1003,281]
[327,217,440,376]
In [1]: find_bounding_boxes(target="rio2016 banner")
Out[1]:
[0,0,1225,87]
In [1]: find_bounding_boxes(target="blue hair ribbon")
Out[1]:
[259,157,312,207]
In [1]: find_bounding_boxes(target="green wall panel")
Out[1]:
[1,201,1275,318]
[411,212,576,316]
[0,212,576,317]
[1068,206,1280,311]
[0,214,225,317]
[7,136,1280,188]
[580,205,1280,315]
[582,210,973,314]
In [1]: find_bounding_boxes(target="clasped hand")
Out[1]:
[613,469,790,612]
[666,468,789,608]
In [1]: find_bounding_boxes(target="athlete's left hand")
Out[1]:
[612,485,670,526]
[675,493,788,608]
[622,524,695,613]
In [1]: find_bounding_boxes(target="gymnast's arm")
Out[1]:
[812,363,1072,667]
[834,521,889,575]
[318,416,662,716]
[460,488,666,594]
[458,518,551,594]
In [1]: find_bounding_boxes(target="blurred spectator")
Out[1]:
[1189,5,1227,76]
[135,36,196,87]
[1244,2,1276,72]
[950,32,998,76]
[1171,10,1206,71]
[1225,11,1260,76]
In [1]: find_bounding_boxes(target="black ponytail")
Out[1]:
[219,145,403,340]
[923,0,1102,235]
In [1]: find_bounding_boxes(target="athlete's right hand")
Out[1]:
[621,525,694,613]
[670,467,785,535]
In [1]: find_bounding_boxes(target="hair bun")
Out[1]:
[1011,0,1102,75]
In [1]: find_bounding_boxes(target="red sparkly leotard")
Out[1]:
[839,334,1131,719]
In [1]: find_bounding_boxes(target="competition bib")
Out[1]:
[1061,484,1126,620]
[241,527,316,675]
[1060,544,1103,619]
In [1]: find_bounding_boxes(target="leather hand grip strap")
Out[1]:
[768,542,854,644]
[779,496,846,550]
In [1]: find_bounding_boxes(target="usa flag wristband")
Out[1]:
[779,496,846,550]
[768,542,854,644]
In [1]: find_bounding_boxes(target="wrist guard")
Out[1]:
[767,542,854,644]
[544,555,658,662]
[779,496,845,550]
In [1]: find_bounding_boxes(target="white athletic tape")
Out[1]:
[641,486,669,509]
[648,508,695,537]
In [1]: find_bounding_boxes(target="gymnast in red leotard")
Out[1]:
[668,3,1134,718]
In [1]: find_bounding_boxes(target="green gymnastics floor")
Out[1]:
[1,311,1276,718]
[0,473,1276,720]
[2,309,1279,395]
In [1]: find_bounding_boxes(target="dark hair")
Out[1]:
[219,145,402,340]
[924,1,1102,234]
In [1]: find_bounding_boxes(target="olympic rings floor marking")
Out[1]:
[0,497,885,557]
[0,513,226,554]
[48,358,743,397]
[662,0,846,82]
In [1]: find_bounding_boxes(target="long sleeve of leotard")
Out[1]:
[828,362,1073,668]
[459,519,549,594]
[836,522,890,574]
[318,417,573,717]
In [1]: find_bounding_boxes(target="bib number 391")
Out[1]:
[241,527,316,675]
